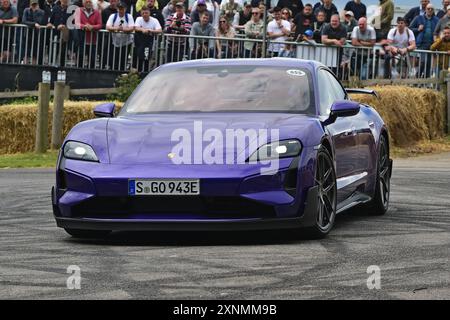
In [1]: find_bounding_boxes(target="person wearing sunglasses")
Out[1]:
[243,7,264,57]
[216,15,236,58]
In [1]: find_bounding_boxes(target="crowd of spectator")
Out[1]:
[1,0,450,77]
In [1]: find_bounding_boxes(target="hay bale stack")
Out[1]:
[0,86,446,154]
[350,86,446,147]
[0,101,122,154]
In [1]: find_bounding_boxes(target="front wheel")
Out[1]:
[365,134,391,215]
[64,228,111,239]
[304,146,337,239]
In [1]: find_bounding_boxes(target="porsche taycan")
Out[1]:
[52,58,392,239]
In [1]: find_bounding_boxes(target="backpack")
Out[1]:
[113,13,129,25]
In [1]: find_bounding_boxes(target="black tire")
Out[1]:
[303,146,337,239]
[365,134,391,215]
[64,228,111,239]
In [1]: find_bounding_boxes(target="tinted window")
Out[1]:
[317,69,346,115]
[120,66,315,114]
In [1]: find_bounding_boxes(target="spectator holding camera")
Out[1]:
[164,2,191,62]
[106,1,135,70]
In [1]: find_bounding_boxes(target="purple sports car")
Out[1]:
[52,58,392,239]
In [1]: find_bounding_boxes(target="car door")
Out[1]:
[352,104,377,179]
[317,69,359,201]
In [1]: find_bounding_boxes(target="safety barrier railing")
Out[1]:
[1,24,449,88]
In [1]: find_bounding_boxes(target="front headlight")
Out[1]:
[63,141,99,162]
[248,139,302,161]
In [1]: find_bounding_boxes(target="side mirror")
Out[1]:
[94,102,116,118]
[330,100,360,118]
[324,100,360,125]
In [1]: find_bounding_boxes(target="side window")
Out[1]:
[317,69,347,116]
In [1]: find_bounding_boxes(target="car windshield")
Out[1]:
[120,65,315,114]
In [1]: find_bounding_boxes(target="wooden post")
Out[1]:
[440,70,449,134]
[51,81,65,149]
[447,77,450,134]
[35,82,51,153]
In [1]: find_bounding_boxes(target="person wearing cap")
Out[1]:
[343,10,356,35]
[106,1,135,70]
[164,1,191,62]
[190,0,212,24]
[313,0,337,23]
[343,0,366,21]
[21,0,46,64]
[162,0,181,20]
[293,3,314,41]
[434,5,450,40]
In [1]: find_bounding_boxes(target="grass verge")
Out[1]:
[0,150,58,168]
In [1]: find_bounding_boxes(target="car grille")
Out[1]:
[71,196,276,220]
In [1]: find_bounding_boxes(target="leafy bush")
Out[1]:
[110,70,142,102]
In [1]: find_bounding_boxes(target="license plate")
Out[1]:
[128,179,200,195]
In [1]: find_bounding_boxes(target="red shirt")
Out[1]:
[76,8,102,44]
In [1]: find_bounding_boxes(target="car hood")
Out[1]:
[105,113,323,164]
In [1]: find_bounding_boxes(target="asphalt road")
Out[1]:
[0,153,449,300]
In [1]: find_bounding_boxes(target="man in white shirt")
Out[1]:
[134,5,162,71]
[385,17,416,78]
[106,1,135,70]
[267,6,291,56]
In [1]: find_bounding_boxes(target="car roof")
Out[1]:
[157,58,323,73]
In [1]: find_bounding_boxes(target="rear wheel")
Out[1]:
[304,146,337,239]
[64,228,111,239]
[366,134,391,215]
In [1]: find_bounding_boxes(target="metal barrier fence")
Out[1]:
[1,24,449,86]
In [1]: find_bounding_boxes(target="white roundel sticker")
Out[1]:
[286,69,306,77]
